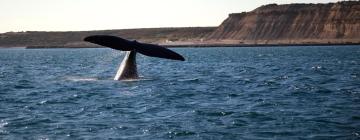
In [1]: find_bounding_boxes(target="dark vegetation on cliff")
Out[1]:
[0,1,359,48]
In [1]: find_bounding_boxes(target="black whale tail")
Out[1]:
[84,35,185,61]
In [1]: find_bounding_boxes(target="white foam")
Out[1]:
[65,77,99,82]
[0,120,8,128]
[121,78,152,82]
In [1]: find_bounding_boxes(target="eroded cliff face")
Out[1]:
[207,1,360,44]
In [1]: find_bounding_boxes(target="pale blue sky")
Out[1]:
[0,0,341,33]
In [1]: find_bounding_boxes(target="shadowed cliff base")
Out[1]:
[1,1,359,48]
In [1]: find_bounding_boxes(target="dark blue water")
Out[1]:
[0,46,359,139]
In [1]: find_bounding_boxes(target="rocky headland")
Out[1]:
[206,1,360,45]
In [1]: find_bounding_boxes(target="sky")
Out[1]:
[0,0,342,33]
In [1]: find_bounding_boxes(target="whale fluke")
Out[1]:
[84,35,185,61]
[84,35,185,80]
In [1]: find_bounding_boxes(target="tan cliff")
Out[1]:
[207,1,360,44]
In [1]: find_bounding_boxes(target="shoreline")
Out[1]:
[23,43,360,49]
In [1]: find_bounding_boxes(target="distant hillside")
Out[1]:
[0,1,359,48]
[0,27,215,47]
[206,1,360,44]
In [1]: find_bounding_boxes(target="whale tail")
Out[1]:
[84,35,185,80]
[84,35,185,61]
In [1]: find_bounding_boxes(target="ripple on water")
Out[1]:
[13,79,35,89]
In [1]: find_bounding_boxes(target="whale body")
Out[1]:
[84,35,185,80]
[114,51,138,80]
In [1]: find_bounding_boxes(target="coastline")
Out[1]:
[24,43,360,49]
[1,2,359,50]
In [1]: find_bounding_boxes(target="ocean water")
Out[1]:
[0,46,359,139]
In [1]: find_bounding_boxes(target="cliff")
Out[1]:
[207,1,360,44]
